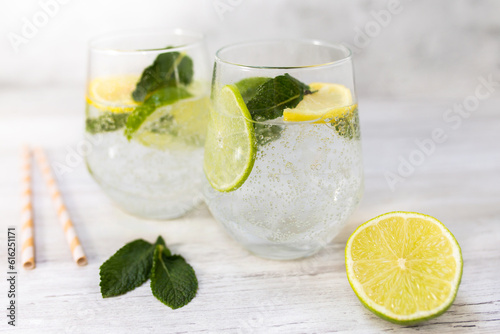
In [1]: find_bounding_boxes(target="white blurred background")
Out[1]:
[1,0,499,102]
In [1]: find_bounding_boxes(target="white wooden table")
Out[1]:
[1,89,499,333]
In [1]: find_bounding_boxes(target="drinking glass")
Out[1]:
[85,30,210,219]
[203,40,364,259]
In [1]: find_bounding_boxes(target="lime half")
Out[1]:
[203,85,256,192]
[345,211,463,324]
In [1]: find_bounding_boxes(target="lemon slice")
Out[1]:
[283,83,356,123]
[345,212,463,324]
[203,85,256,192]
[86,75,140,113]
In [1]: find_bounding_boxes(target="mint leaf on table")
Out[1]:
[246,73,311,122]
[124,87,192,139]
[99,236,198,310]
[99,236,165,298]
[86,112,129,134]
[132,51,194,102]
[154,236,168,254]
[151,245,198,309]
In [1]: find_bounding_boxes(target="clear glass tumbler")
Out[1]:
[85,30,210,219]
[203,40,364,259]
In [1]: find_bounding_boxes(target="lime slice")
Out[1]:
[345,212,463,325]
[203,85,256,192]
[283,82,355,123]
[134,95,210,150]
[86,75,140,113]
[124,87,192,139]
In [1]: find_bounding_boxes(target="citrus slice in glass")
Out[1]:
[345,211,463,324]
[203,84,256,192]
[283,82,356,123]
[86,75,140,113]
[133,95,210,150]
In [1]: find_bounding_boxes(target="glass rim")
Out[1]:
[88,28,205,54]
[215,39,352,70]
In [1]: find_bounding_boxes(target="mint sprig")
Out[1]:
[132,51,193,102]
[99,236,198,309]
[246,73,311,122]
[333,108,360,140]
[151,245,198,309]
[86,112,129,134]
[124,87,192,140]
[234,77,270,103]
[99,236,165,297]
[233,74,311,147]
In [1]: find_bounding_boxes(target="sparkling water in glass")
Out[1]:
[85,30,210,219]
[204,40,364,259]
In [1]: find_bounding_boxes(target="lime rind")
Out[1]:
[203,84,256,192]
[345,211,463,325]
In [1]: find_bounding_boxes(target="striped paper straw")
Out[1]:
[34,147,88,266]
[20,146,35,270]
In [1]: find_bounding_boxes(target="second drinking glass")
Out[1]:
[204,40,364,259]
[85,30,210,219]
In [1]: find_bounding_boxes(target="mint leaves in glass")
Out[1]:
[203,40,364,260]
[85,31,210,219]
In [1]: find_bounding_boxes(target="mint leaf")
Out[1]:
[125,87,192,139]
[150,245,198,309]
[86,112,129,134]
[132,51,193,102]
[333,108,360,140]
[154,236,168,254]
[145,114,177,135]
[100,237,166,297]
[100,238,161,298]
[234,76,288,146]
[246,73,310,122]
[254,123,283,146]
[235,77,270,103]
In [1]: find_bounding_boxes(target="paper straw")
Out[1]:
[34,147,88,266]
[20,146,35,270]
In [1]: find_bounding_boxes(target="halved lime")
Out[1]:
[203,85,256,192]
[345,211,463,325]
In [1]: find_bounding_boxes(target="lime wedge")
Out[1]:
[203,85,256,192]
[124,87,191,139]
[345,211,463,325]
[134,95,210,150]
